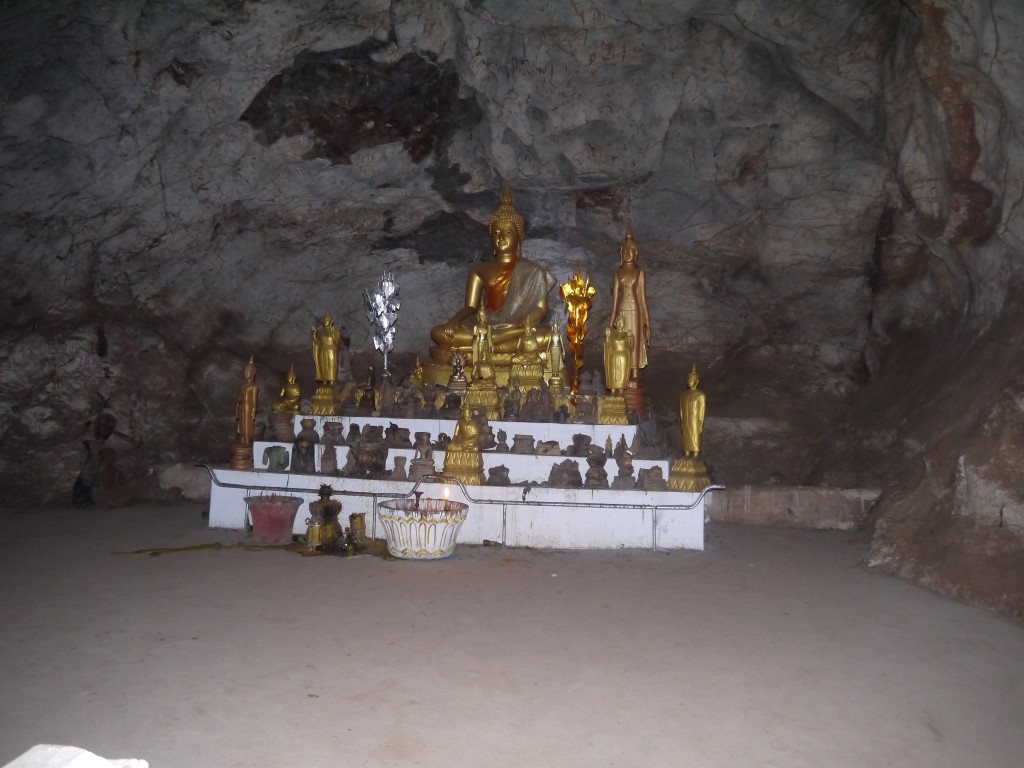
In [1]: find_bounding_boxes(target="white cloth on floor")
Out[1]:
[2,745,147,768]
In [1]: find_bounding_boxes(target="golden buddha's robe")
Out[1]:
[612,268,648,370]
[604,324,633,394]
[680,386,706,455]
[486,259,556,327]
[312,318,340,384]
[236,359,258,444]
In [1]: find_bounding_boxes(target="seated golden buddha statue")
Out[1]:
[426,184,556,383]
[509,319,545,392]
[271,364,301,414]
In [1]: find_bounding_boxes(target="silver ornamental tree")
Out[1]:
[364,271,402,378]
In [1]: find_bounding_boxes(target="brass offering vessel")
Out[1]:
[305,484,343,552]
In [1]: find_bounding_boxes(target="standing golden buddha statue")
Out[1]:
[312,312,341,384]
[547,318,566,392]
[598,317,631,426]
[470,306,493,380]
[668,365,711,491]
[230,355,258,469]
[680,365,706,456]
[311,312,343,415]
[603,316,633,395]
[425,184,557,385]
[463,306,502,420]
[609,223,651,415]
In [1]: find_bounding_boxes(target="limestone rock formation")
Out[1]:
[1,0,1022,615]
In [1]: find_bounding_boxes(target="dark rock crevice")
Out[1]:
[240,44,481,164]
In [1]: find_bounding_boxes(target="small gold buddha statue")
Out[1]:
[231,355,258,469]
[312,312,341,384]
[610,223,651,382]
[235,355,259,444]
[426,184,557,382]
[680,365,706,456]
[597,317,632,425]
[442,404,486,486]
[470,306,494,380]
[464,308,502,420]
[547,319,566,392]
[603,316,633,395]
[271,365,301,414]
[311,312,342,415]
[509,319,545,392]
[409,357,425,389]
[668,365,711,491]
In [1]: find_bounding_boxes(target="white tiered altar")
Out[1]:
[206,414,712,550]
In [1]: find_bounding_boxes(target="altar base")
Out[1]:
[441,451,485,487]
[205,414,716,551]
[463,381,501,420]
[207,467,710,550]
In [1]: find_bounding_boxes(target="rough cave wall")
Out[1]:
[0,1,1021,612]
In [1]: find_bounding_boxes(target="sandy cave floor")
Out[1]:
[1,503,1022,768]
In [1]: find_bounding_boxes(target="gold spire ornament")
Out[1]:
[560,271,596,397]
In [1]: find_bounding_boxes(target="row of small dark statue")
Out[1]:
[258,418,668,490]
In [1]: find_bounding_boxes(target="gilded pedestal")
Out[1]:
[442,407,486,486]
[597,395,630,425]
[229,442,253,470]
[463,379,502,421]
[667,455,711,492]
[441,449,485,486]
[508,359,544,392]
[311,385,338,416]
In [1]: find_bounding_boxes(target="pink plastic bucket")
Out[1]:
[244,495,304,545]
